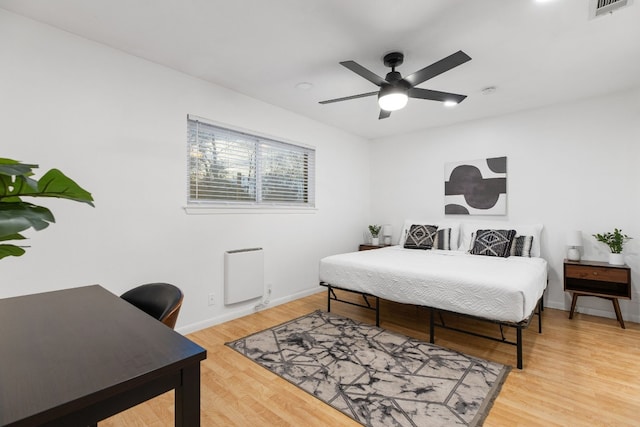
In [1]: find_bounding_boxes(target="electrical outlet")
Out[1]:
[208,293,215,306]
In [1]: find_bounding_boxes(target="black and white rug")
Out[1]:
[226,310,509,426]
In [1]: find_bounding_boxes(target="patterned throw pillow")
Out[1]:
[404,224,438,250]
[510,235,534,257]
[470,229,517,257]
[433,228,451,250]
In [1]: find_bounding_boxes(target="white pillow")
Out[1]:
[458,221,543,257]
[398,219,461,250]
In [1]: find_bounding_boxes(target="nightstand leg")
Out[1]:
[611,298,626,329]
[569,293,578,319]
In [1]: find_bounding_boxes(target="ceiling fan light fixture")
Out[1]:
[443,100,459,108]
[320,50,471,119]
[378,86,408,111]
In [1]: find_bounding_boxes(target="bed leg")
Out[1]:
[375,296,380,327]
[538,299,543,334]
[429,308,435,344]
[327,286,331,313]
[516,326,523,369]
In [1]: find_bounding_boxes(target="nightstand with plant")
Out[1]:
[368,224,381,246]
[563,228,633,328]
[359,224,391,251]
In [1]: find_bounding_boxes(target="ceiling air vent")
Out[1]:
[589,0,631,18]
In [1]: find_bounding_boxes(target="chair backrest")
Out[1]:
[120,283,184,329]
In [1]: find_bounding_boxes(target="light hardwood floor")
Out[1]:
[103,291,640,426]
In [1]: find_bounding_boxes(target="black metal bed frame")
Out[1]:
[320,281,544,369]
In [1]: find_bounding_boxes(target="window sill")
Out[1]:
[183,205,318,215]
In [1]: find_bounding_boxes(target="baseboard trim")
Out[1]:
[176,286,324,335]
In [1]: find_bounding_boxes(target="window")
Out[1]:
[187,115,315,209]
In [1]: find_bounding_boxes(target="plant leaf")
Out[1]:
[0,158,94,261]
[0,202,55,237]
[3,168,94,205]
[0,158,38,177]
[35,169,95,206]
[0,232,25,242]
[0,244,26,260]
[0,159,39,197]
[0,175,39,198]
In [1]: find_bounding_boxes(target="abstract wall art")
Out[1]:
[444,156,507,215]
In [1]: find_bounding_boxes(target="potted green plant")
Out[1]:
[368,224,381,246]
[0,158,94,260]
[592,228,632,265]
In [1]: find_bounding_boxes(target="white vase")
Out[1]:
[609,253,625,265]
[371,237,379,246]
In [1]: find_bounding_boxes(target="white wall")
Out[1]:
[370,88,640,323]
[2,8,639,331]
[0,10,371,332]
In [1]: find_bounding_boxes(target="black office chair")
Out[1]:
[120,283,184,329]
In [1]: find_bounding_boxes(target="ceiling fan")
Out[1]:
[319,50,471,119]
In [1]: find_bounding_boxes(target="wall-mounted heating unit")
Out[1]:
[224,248,264,305]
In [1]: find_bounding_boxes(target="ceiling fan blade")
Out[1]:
[379,110,391,119]
[408,88,467,104]
[340,61,387,87]
[404,50,471,87]
[319,91,378,104]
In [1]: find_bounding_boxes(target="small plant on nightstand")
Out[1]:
[592,228,632,265]
[368,225,381,245]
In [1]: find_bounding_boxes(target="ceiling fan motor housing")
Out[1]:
[385,71,403,83]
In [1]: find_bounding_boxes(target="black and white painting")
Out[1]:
[444,156,507,215]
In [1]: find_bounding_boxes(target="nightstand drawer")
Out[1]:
[565,265,628,283]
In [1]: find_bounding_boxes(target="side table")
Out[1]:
[359,244,392,251]
[563,259,631,328]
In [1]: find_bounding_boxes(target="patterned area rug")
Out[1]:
[226,310,509,426]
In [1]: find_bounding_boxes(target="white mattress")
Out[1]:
[319,246,548,323]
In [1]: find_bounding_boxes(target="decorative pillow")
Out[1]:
[404,224,438,250]
[467,231,476,251]
[433,228,452,250]
[459,222,543,257]
[510,235,534,257]
[398,220,461,249]
[469,229,517,257]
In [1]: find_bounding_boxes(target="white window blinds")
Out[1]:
[188,116,315,208]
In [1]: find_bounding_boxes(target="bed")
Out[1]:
[319,220,548,369]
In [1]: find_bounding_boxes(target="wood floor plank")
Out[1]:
[101,291,640,426]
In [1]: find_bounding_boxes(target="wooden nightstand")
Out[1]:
[563,259,631,328]
[358,244,391,251]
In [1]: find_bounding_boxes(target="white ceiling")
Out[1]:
[1,0,639,140]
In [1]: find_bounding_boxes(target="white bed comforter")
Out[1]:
[319,246,548,323]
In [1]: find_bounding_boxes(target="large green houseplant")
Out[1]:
[0,158,94,260]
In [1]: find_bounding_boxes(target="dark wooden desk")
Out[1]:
[0,285,207,427]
